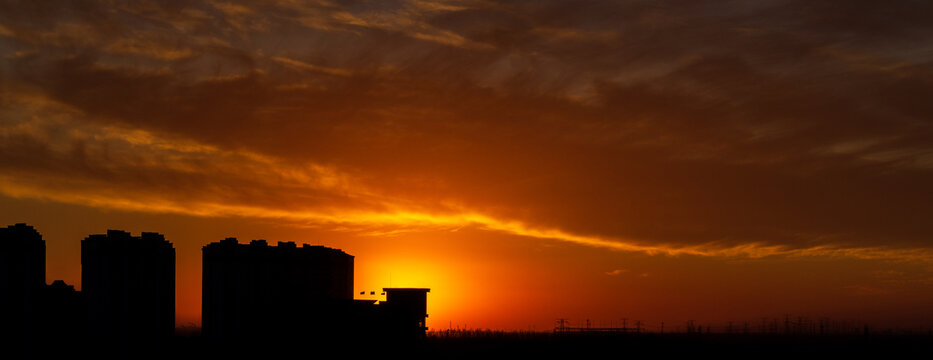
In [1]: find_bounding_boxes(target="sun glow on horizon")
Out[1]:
[4,0,933,333]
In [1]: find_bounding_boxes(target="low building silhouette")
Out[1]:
[41,280,86,344]
[381,288,431,337]
[82,230,175,343]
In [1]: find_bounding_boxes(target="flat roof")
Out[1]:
[383,288,430,292]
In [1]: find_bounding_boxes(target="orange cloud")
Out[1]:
[3,0,933,267]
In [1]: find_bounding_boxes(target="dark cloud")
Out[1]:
[2,0,933,258]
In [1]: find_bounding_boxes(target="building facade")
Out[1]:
[82,230,175,342]
[202,238,354,340]
[1,223,86,351]
[0,223,46,341]
[381,288,431,337]
[202,238,430,342]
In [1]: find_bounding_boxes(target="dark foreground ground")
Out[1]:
[422,332,933,358]
[12,331,933,359]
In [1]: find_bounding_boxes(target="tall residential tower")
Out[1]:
[202,238,354,340]
[82,230,174,342]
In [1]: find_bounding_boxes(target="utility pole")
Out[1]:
[785,314,791,335]
[555,318,568,333]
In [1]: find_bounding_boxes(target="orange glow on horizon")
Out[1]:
[4,0,933,333]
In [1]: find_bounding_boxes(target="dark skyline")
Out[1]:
[2,223,430,345]
[1,0,932,331]
[1,222,931,360]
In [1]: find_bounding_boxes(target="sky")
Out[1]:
[2,0,933,331]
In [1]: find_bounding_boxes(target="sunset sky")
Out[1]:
[2,0,933,331]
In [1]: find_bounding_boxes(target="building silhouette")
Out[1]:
[82,230,175,343]
[1,223,86,352]
[42,280,86,344]
[202,238,430,342]
[202,238,354,340]
[0,223,46,342]
[381,288,431,337]
[4,223,429,352]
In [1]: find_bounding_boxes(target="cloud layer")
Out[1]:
[2,0,933,261]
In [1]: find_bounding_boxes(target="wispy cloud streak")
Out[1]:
[2,0,933,264]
